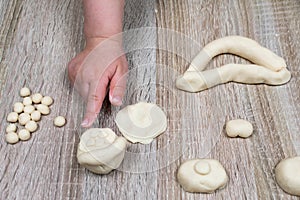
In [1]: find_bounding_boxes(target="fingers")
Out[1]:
[109,57,128,106]
[81,77,109,127]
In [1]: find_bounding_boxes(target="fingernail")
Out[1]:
[112,96,122,105]
[81,119,89,127]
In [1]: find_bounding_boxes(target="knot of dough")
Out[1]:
[77,128,127,174]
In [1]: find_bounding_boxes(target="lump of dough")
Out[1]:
[177,159,228,193]
[275,156,300,196]
[115,102,167,144]
[225,119,253,138]
[77,128,127,174]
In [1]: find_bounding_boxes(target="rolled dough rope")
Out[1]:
[176,64,291,92]
[186,36,286,73]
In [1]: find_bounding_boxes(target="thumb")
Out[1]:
[81,80,108,127]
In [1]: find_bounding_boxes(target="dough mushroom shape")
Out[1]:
[115,102,167,144]
[77,128,127,174]
[177,159,228,193]
[176,36,291,92]
[275,156,300,196]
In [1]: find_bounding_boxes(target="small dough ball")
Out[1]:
[32,93,43,104]
[18,129,31,141]
[23,97,32,106]
[54,116,66,127]
[7,112,19,122]
[36,104,50,115]
[41,96,53,106]
[23,105,35,114]
[20,87,31,97]
[6,124,17,133]
[225,119,253,138]
[275,157,300,196]
[13,102,24,113]
[25,121,38,132]
[31,111,41,121]
[18,113,31,125]
[177,159,228,193]
[5,132,19,144]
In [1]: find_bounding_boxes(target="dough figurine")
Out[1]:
[177,159,228,193]
[77,128,127,174]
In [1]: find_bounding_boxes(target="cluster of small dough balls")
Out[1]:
[5,87,66,144]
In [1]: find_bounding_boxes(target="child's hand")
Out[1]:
[68,37,128,127]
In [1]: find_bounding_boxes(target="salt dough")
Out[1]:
[177,159,228,193]
[77,128,127,174]
[115,102,167,144]
[176,36,291,93]
[225,119,253,138]
[275,156,300,196]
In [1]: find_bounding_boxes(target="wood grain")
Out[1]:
[0,0,300,199]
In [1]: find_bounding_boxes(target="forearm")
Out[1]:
[83,0,125,41]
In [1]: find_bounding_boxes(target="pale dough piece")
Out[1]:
[6,132,19,144]
[41,96,53,106]
[31,111,41,121]
[24,105,35,114]
[115,102,167,144]
[177,159,228,193]
[25,121,38,132]
[36,104,50,115]
[18,113,31,125]
[275,156,300,196]
[176,36,291,93]
[6,124,17,133]
[13,102,24,113]
[20,87,31,97]
[32,93,43,104]
[23,97,32,106]
[54,116,66,127]
[225,119,253,138]
[7,112,19,122]
[18,129,31,141]
[77,128,127,174]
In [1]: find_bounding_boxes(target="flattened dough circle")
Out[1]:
[115,102,167,144]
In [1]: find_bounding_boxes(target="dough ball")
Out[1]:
[23,97,32,106]
[18,129,31,141]
[13,102,24,113]
[25,121,38,132]
[77,128,127,174]
[226,119,253,138]
[32,93,43,104]
[41,96,53,106]
[6,124,17,133]
[18,113,31,125]
[23,105,35,114]
[7,112,19,122]
[6,132,19,144]
[36,104,50,115]
[54,116,66,127]
[177,159,228,193]
[275,156,300,196]
[20,87,31,97]
[31,111,41,121]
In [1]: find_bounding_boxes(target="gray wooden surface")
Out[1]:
[1,0,300,199]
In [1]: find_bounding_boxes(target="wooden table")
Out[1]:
[1,0,299,199]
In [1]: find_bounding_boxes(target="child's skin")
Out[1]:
[68,0,128,127]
